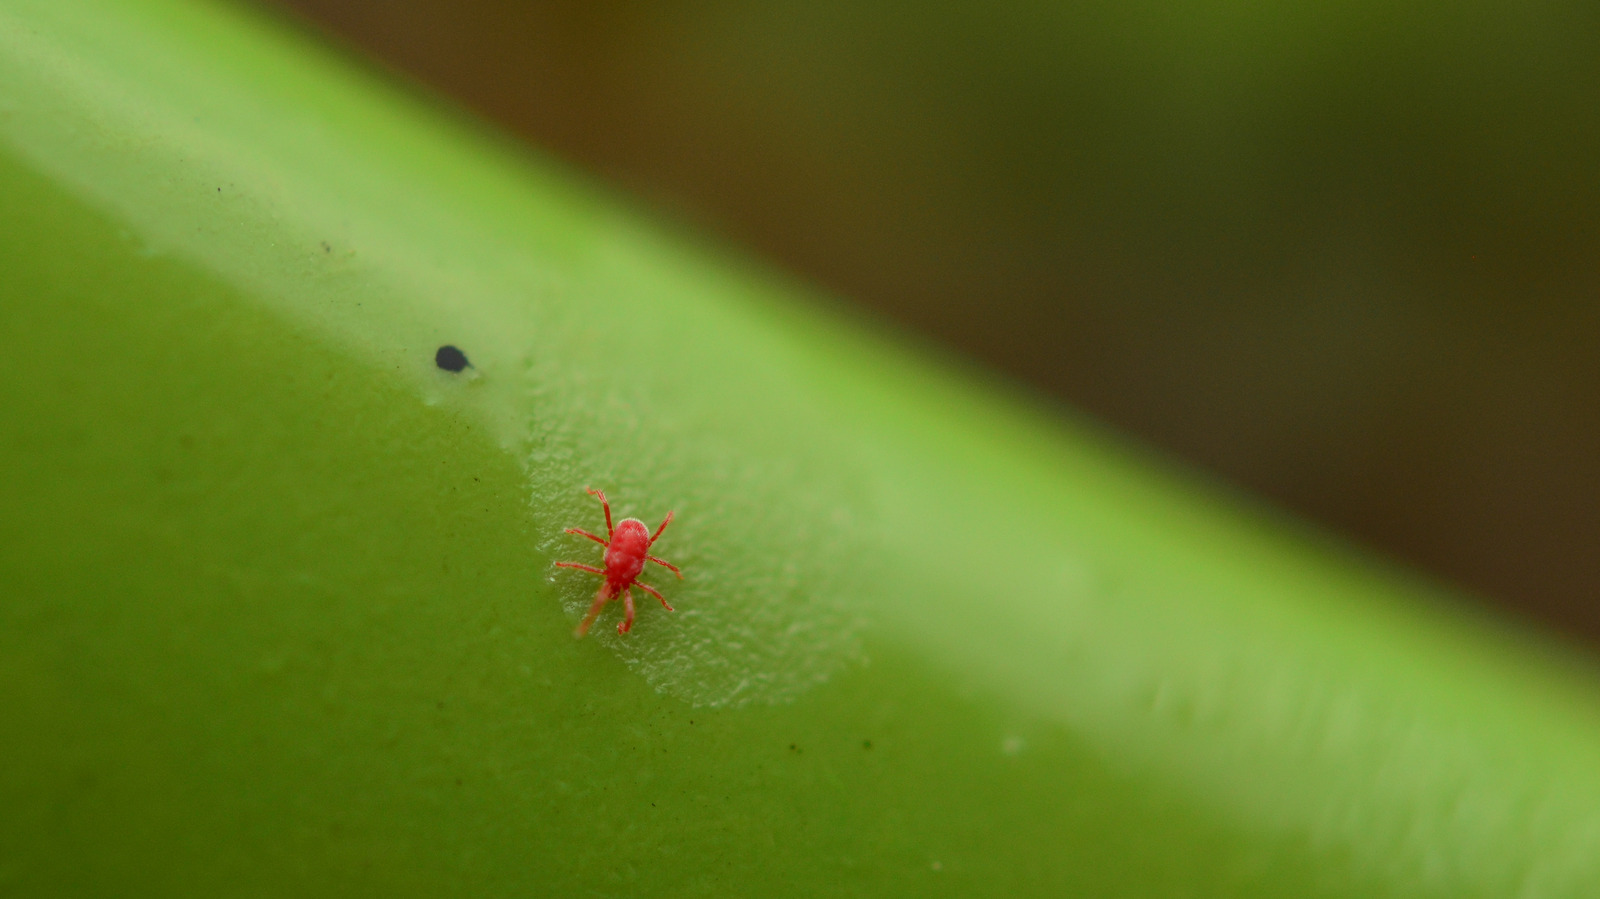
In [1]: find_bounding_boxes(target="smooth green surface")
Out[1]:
[4,0,1600,895]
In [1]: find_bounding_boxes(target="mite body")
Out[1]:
[556,488,682,637]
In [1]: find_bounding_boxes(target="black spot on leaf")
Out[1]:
[435,345,470,372]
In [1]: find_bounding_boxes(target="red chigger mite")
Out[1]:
[555,487,683,637]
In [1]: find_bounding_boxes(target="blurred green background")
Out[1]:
[265,0,1600,642]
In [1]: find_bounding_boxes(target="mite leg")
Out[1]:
[564,527,609,548]
[646,555,682,579]
[587,487,614,539]
[649,510,674,545]
[574,582,616,638]
[555,561,605,576]
[635,580,675,612]
[617,589,637,635]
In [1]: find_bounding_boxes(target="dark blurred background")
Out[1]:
[263,0,1600,642]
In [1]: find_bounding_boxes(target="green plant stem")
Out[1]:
[3,1,1599,896]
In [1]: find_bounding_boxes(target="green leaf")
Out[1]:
[4,0,1600,895]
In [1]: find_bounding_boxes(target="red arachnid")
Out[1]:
[556,487,683,637]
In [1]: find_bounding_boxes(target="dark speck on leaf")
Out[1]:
[435,345,470,373]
